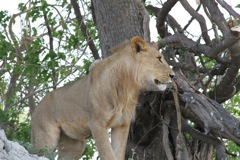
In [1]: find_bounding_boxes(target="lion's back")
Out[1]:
[32,76,91,125]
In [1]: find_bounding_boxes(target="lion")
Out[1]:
[31,36,175,160]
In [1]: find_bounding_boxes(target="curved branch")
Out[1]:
[157,34,231,64]
[216,0,240,20]
[182,119,228,159]
[209,39,240,103]
[147,5,182,34]
[70,0,100,60]
[174,70,240,146]
[157,34,207,52]
[208,35,239,59]
[146,5,159,16]
[180,0,211,45]
[156,0,178,38]
[181,4,201,32]
[167,14,183,34]
[202,0,229,37]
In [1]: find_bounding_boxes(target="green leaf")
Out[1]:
[47,60,59,68]
[49,51,57,59]
[18,3,27,11]
[83,58,94,75]
[58,52,66,60]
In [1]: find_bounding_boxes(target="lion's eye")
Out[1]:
[157,56,162,63]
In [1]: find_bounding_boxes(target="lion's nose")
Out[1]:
[169,73,174,79]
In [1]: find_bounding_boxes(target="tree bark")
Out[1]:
[91,0,170,159]
[92,0,144,58]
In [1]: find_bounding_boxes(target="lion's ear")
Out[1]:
[130,36,147,53]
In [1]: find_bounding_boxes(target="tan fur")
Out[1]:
[31,36,174,160]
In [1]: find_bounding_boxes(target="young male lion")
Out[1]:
[31,36,174,160]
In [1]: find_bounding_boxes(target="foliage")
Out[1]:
[82,139,98,160]
[224,93,240,158]
[0,108,31,143]
[0,0,96,159]
[20,142,57,160]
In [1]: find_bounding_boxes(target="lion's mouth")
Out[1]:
[144,77,173,92]
[154,79,162,85]
[153,79,173,91]
[146,83,167,91]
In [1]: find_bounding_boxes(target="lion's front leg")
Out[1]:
[111,123,130,160]
[89,121,116,160]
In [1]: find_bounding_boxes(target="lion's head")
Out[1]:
[130,36,175,91]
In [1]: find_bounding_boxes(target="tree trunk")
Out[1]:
[92,0,144,58]
[92,0,170,159]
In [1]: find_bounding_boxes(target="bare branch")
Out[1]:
[156,0,178,38]
[167,14,183,34]
[4,7,35,110]
[209,39,240,103]
[180,0,211,45]
[43,7,57,90]
[162,109,174,160]
[202,0,229,37]
[182,119,228,159]
[147,5,182,34]
[158,34,231,64]
[208,35,239,59]
[28,80,35,115]
[174,70,240,146]
[216,0,240,20]
[70,0,100,60]
[4,74,19,111]
[146,5,159,16]
[181,4,201,32]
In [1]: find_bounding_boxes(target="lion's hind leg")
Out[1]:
[57,132,87,160]
[31,123,60,156]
